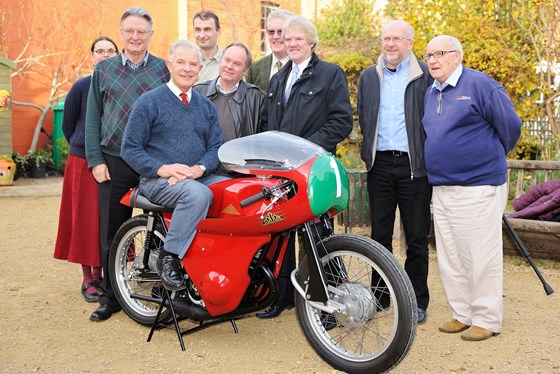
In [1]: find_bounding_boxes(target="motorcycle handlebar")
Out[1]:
[239,181,294,208]
[240,189,267,207]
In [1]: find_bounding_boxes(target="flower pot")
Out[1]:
[29,164,46,179]
[0,159,16,185]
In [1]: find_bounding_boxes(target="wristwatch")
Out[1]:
[198,164,206,175]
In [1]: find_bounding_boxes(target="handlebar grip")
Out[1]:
[240,191,265,207]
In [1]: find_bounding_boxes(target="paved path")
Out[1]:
[0,175,63,197]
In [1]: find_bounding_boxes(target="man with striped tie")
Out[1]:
[246,9,294,92]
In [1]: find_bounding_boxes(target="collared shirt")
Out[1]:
[167,81,193,102]
[284,56,311,97]
[377,55,410,152]
[217,80,239,94]
[270,55,290,80]
[120,50,150,69]
[198,47,223,82]
[431,64,464,92]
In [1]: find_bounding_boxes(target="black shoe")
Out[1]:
[418,308,427,324]
[320,313,337,331]
[256,304,294,319]
[81,283,100,303]
[90,304,121,322]
[156,255,187,291]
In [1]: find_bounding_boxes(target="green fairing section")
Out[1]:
[307,154,349,215]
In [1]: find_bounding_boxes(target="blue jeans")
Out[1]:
[139,174,228,258]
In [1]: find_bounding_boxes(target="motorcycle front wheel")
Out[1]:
[109,214,171,326]
[295,234,417,374]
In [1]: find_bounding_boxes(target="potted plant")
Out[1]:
[24,149,53,178]
[0,89,10,111]
[0,154,16,185]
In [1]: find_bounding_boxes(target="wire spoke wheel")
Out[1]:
[295,234,417,374]
[109,214,170,326]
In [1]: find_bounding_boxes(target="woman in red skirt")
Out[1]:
[53,36,118,302]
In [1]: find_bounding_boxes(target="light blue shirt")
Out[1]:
[377,56,410,152]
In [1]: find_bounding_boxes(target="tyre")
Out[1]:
[295,234,417,374]
[109,214,171,326]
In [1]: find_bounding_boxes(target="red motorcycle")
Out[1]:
[109,131,417,374]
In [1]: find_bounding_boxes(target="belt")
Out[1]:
[378,150,408,157]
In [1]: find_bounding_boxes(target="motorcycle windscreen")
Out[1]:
[218,131,327,174]
[308,153,349,215]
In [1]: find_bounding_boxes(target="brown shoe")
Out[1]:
[439,319,470,333]
[460,325,498,341]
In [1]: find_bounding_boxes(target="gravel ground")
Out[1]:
[1,193,559,373]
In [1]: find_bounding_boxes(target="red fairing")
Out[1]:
[182,157,317,316]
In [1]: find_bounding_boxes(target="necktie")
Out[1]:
[275,60,282,73]
[180,92,189,105]
[284,65,299,105]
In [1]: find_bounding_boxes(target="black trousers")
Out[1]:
[97,154,139,309]
[367,152,432,310]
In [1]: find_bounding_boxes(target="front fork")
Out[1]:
[291,218,347,314]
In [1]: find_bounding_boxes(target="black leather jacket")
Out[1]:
[194,78,265,137]
[261,53,353,154]
[358,54,433,177]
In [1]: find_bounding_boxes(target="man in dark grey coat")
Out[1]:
[258,16,353,320]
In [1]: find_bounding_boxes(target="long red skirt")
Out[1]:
[53,155,101,266]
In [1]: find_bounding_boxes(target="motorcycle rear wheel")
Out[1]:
[109,214,171,326]
[295,234,417,374]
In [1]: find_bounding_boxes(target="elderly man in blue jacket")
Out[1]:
[422,35,522,342]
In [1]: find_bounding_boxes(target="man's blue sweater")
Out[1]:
[121,84,223,178]
[422,68,522,186]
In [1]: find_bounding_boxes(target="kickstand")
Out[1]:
[230,318,239,333]
[147,288,186,351]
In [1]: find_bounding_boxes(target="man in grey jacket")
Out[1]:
[194,42,265,146]
[357,20,433,324]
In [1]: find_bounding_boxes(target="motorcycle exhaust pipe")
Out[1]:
[164,299,212,321]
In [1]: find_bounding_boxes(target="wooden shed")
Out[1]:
[0,56,16,155]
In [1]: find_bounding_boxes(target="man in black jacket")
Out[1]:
[357,20,433,324]
[257,16,353,319]
[194,42,264,148]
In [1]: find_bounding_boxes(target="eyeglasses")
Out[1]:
[122,29,151,37]
[382,36,412,44]
[267,29,282,36]
[422,50,457,61]
[94,49,117,56]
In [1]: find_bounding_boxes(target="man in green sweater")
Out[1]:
[85,6,170,322]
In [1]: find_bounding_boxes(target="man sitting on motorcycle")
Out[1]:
[121,40,227,291]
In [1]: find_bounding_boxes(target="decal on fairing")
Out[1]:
[222,204,241,215]
[261,212,284,225]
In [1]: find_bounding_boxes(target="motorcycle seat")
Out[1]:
[128,186,174,213]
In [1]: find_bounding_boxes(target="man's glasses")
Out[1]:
[382,36,412,44]
[423,50,457,61]
[267,29,282,36]
[94,49,117,56]
[122,29,151,37]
